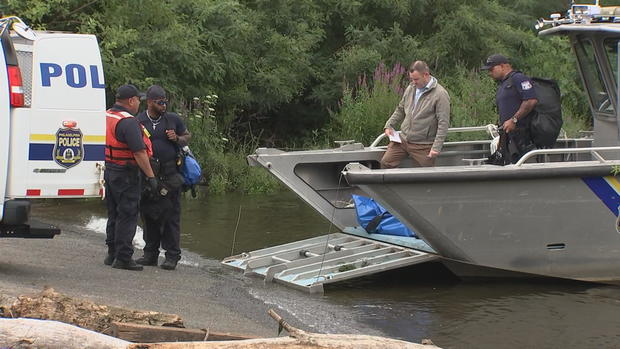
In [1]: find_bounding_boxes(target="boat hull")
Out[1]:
[345,162,620,282]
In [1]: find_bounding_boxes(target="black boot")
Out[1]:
[136,255,158,266]
[160,258,178,270]
[104,248,115,266]
[104,254,115,266]
[112,259,144,271]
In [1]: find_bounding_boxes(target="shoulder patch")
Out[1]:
[521,80,533,90]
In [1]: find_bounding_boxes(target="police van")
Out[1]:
[0,17,105,238]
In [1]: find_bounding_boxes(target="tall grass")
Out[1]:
[181,96,282,194]
[441,66,498,141]
[325,63,407,146]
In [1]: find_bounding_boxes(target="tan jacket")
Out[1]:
[384,77,451,152]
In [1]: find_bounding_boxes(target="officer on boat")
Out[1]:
[482,54,538,164]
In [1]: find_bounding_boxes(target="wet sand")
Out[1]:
[0,219,290,337]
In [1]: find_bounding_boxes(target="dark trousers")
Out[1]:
[141,187,182,261]
[105,164,141,262]
[507,123,536,164]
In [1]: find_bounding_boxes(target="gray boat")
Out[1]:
[224,3,619,291]
[343,4,620,284]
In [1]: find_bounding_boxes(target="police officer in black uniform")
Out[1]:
[482,54,538,164]
[104,84,158,271]
[136,85,190,270]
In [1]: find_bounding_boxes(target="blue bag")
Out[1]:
[181,153,201,186]
[352,194,417,238]
[179,146,202,197]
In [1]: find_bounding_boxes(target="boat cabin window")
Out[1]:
[574,37,614,116]
[604,38,619,83]
[604,38,620,111]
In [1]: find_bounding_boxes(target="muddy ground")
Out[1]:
[0,218,291,337]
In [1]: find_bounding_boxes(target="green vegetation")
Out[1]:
[181,95,282,194]
[3,0,615,192]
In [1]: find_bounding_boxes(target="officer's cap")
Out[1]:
[115,84,145,100]
[146,85,167,100]
[481,54,510,70]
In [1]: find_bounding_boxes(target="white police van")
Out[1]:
[0,17,105,238]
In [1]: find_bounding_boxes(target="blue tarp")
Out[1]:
[352,194,417,238]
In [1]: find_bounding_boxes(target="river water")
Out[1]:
[34,191,620,349]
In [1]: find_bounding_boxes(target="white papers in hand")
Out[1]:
[388,131,402,143]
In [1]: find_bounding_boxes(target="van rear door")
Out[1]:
[6,33,106,198]
[0,27,12,220]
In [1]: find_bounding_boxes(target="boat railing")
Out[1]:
[515,146,620,166]
[369,124,498,148]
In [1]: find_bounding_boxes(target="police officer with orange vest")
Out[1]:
[104,84,157,271]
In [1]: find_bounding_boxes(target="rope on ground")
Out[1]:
[230,205,242,256]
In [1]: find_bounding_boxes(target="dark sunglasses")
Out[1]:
[155,100,168,106]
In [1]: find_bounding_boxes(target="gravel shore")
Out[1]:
[0,219,285,337]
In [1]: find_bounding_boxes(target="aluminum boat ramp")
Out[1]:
[222,230,437,293]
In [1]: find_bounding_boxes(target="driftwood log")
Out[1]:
[0,287,183,334]
[0,317,442,349]
[127,335,441,348]
[125,310,441,348]
[0,318,130,349]
[111,322,257,343]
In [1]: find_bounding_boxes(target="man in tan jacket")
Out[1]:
[381,61,451,168]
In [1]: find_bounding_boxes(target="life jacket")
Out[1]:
[105,109,153,165]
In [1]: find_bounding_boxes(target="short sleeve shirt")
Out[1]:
[137,111,187,163]
[109,104,146,153]
[496,71,537,123]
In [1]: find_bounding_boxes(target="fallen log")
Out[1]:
[2,287,183,334]
[0,318,130,349]
[125,309,441,349]
[111,322,257,343]
[0,315,441,349]
[127,334,440,349]
[0,318,440,349]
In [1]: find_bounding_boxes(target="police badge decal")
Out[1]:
[53,125,84,169]
[521,80,533,90]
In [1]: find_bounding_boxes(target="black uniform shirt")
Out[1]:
[109,104,146,153]
[496,71,537,123]
[137,111,187,163]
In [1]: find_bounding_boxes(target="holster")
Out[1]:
[158,159,185,191]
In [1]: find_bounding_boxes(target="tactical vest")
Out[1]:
[105,109,153,165]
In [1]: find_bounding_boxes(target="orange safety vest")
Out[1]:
[105,109,153,165]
